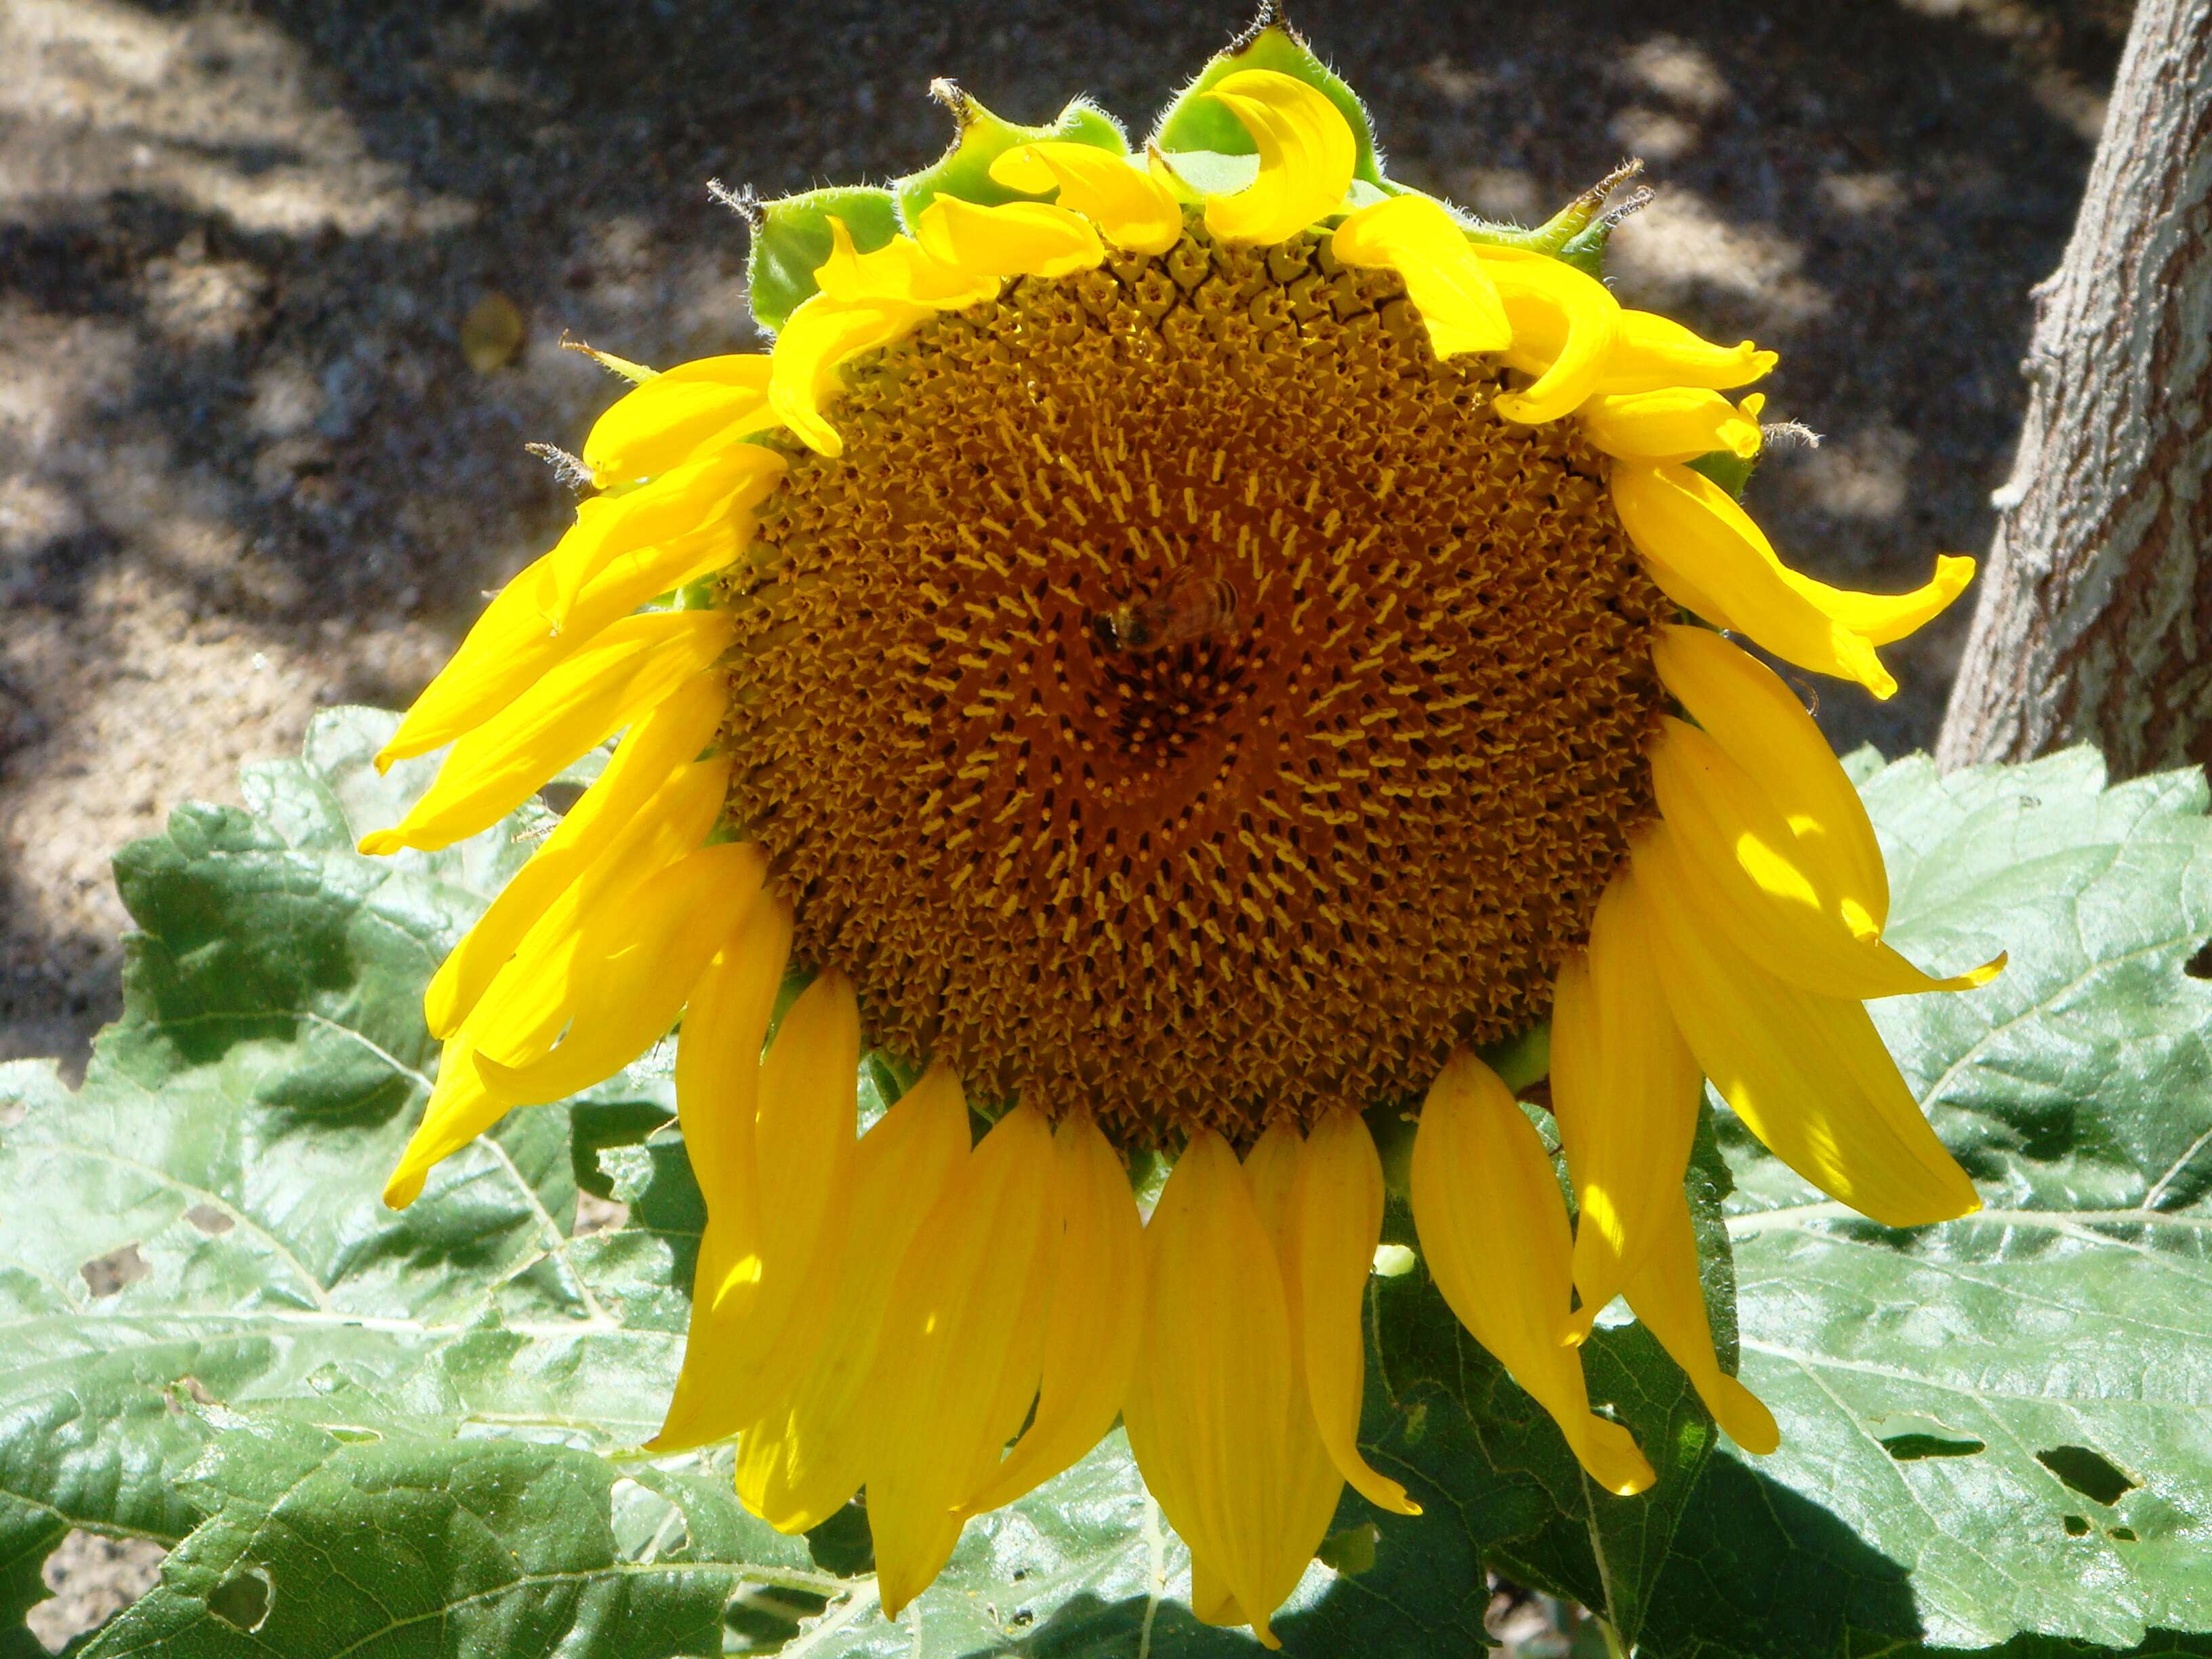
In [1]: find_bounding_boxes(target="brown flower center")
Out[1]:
[720,228,1670,1143]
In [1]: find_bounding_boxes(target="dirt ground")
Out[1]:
[0,1,2133,1637]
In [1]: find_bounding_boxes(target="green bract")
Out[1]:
[3,709,2208,1657]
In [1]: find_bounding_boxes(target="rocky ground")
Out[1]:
[1,0,2130,1646]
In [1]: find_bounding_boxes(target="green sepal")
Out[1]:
[1458,161,1647,279]
[893,85,1126,227]
[1687,449,1757,499]
[1150,17,1387,188]
[744,184,901,334]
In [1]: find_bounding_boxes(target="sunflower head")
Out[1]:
[361,14,1997,1645]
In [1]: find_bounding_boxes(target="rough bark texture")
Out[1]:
[1938,0,2212,776]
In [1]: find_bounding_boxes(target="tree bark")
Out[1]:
[1936,0,2212,776]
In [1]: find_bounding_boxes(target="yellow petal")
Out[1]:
[1650,717,2003,999]
[1621,1191,1780,1455]
[381,1034,501,1208]
[989,142,1183,255]
[1579,387,1763,464]
[867,1105,1057,1618]
[1477,246,1622,424]
[735,1063,971,1532]
[1409,1052,1655,1495]
[1550,869,1703,1344]
[1200,68,1357,247]
[424,671,727,1038]
[581,354,777,487]
[958,1114,1147,1518]
[1330,195,1511,358]
[359,611,736,855]
[913,196,1105,282]
[1633,827,1982,1227]
[543,447,784,623]
[1122,1129,1340,1651]
[1599,310,1778,394]
[1779,553,1978,649]
[649,891,795,1453]
[766,292,933,459]
[1189,1552,1249,1632]
[815,217,1000,309]
[1290,1109,1421,1514]
[472,838,760,1100]
[1607,461,1897,699]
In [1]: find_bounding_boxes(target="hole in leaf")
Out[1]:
[1317,1521,1381,1576]
[1010,1608,1035,1628]
[1879,1433,1986,1461]
[2063,1514,2090,1537]
[207,1567,271,1633]
[24,1532,168,1652]
[2187,941,2212,980]
[2110,1526,2139,1542]
[326,1427,382,1444]
[183,1204,234,1236]
[2036,1445,2139,1507]
[81,1244,150,1298]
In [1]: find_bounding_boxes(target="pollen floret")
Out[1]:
[361,28,1999,1647]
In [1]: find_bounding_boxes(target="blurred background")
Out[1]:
[0,0,2130,1084]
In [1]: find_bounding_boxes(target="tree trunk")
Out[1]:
[1936,0,2212,777]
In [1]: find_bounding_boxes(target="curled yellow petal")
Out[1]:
[424,672,727,1039]
[766,292,933,459]
[735,1063,971,1532]
[1290,1109,1420,1515]
[957,1114,1147,1518]
[1651,717,2003,1000]
[1330,195,1510,358]
[1410,1051,1655,1495]
[1122,1129,1340,1651]
[1579,387,1763,464]
[1607,460,1896,699]
[359,611,736,856]
[1200,68,1357,246]
[1633,826,1982,1227]
[867,1105,1057,1618]
[1479,246,1622,424]
[649,890,795,1453]
[989,142,1183,255]
[1600,310,1778,394]
[581,354,777,487]
[914,195,1106,282]
[1550,870,1702,1345]
[1780,553,1978,649]
[815,217,999,309]
[1622,1192,1780,1455]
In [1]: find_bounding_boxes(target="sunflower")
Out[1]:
[363,22,2001,1645]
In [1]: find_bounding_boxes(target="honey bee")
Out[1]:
[1100,567,1240,654]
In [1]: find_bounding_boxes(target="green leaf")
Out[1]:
[892,88,1126,228]
[744,186,900,335]
[1151,19,1386,188]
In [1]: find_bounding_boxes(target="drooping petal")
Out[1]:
[1330,195,1510,358]
[867,1105,1057,1618]
[1633,827,1982,1227]
[1289,1109,1420,1514]
[1650,716,2003,999]
[1778,554,1978,648]
[767,292,934,459]
[471,838,760,1101]
[649,891,796,1452]
[424,670,728,1038]
[1651,626,1890,921]
[1409,1052,1655,1496]
[989,142,1183,255]
[1620,1191,1780,1454]
[1607,461,1896,699]
[359,611,737,855]
[1200,69,1357,246]
[381,1034,501,1208]
[957,1114,1147,1518]
[1598,310,1777,394]
[1549,869,1703,1343]
[735,1063,972,1532]
[913,196,1106,282]
[1579,387,1763,464]
[581,354,779,487]
[814,218,1000,309]
[1479,245,1622,424]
